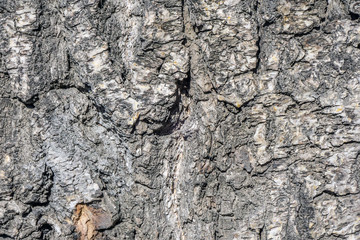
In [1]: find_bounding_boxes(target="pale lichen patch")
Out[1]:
[128,112,140,125]
[336,106,343,113]
[4,155,11,164]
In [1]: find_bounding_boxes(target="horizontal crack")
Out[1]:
[313,189,360,200]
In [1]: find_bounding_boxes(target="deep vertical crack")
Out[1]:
[254,21,261,74]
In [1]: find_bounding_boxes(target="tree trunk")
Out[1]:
[1,0,360,239]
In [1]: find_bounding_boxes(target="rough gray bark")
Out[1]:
[1,0,360,239]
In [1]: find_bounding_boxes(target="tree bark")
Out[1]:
[1,0,360,239]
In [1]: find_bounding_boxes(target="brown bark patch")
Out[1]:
[72,204,111,240]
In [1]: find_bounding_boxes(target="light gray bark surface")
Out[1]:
[1,0,360,239]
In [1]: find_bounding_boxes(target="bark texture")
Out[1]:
[1,0,360,239]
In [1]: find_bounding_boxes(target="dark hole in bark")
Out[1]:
[350,12,360,20]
